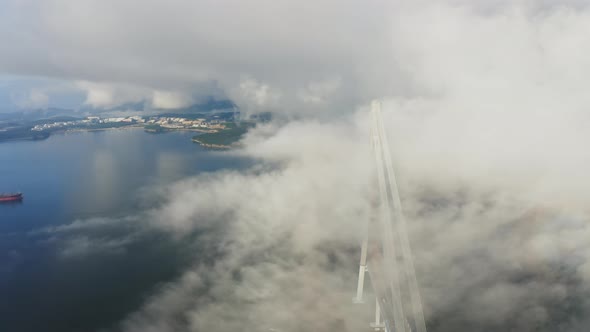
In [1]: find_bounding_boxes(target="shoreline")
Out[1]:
[1,124,239,148]
[0,136,50,143]
[191,138,232,149]
[64,125,215,134]
[145,127,217,133]
[63,124,144,133]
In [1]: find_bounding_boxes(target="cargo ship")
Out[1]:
[0,193,23,202]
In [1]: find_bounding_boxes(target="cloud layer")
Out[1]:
[42,107,584,331]
[3,1,590,116]
[1,0,396,113]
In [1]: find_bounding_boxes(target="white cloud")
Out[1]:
[77,80,154,108]
[9,87,50,109]
[120,117,374,332]
[234,78,282,111]
[0,0,397,114]
[78,81,115,107]
[22,89,49,108]
[298,77,342,105]
[109,103,590,331]
[152,90,192,109]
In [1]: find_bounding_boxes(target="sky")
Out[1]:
[2,1,589,115]
[0,0,398,114]
[3,0,590,331]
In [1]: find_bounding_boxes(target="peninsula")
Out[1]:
[0,111,264,149]
[191,122,255,149]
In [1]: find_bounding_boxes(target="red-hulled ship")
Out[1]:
[0,193,23,202]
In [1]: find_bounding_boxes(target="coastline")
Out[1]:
[65,125,214,134]
[191,138,232,149]
[1,122,247,149]
[0,135,50,143]
[145,127,217,133]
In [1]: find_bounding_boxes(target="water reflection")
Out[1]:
[0,200,23,206]
[0,128,250,228]
[157,152,190,180]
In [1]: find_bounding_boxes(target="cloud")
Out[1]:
[152,90,193,109]
[32,216,143,259]
[298,77,342,105]
[82,99,581,332]
[79,82,115,107]
[2,1,590,116]
[237,78,281,109]
[58,235,133,258]
[0,0,396,113]
[11,88,49,109]
[19,99,589,331]
[118,118,374,332]
[110,93,589,332]
[76,81,149,108]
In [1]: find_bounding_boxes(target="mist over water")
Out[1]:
[1,108,590,332]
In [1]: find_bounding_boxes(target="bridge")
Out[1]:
[353,101,428,332]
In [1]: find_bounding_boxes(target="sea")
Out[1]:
[0,128,250,332]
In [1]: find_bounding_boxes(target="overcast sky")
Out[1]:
[2,1,590,115]
[0,0,397,113]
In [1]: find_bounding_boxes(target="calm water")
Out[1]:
[0,128,249,332]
